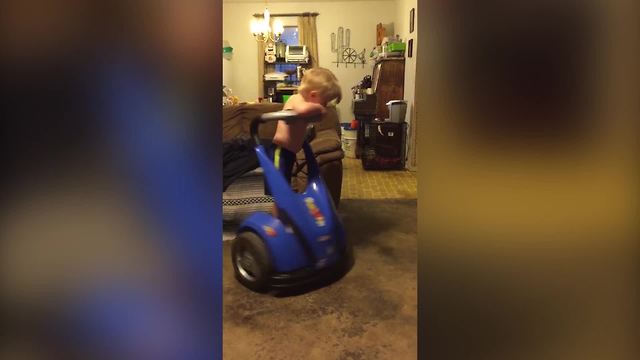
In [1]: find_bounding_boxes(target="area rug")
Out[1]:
[223,199,417,360]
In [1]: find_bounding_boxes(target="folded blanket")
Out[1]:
[222,169,273,223]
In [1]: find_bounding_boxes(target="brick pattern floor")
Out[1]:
[341,158,417,199]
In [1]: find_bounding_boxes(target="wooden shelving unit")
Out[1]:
[263,58,310,103]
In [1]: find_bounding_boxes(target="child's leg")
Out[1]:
[273,146,296,185]
[265,145,296,218]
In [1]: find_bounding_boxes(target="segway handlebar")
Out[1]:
[251,110,323,146]
[259,109,323,123]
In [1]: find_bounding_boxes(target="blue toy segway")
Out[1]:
[232,110,349,292]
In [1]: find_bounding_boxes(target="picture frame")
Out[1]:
[409,8,415,34]
[408,39,413,58]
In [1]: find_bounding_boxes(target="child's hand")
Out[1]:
[292,101,325,117]
[286,95,325,117]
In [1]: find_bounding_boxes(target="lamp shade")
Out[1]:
[260,19,270,34]
[273,19,284,35]
[250,18,260,34]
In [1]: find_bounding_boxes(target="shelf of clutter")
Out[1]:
[263,42,310,103]
[263,66,305,104]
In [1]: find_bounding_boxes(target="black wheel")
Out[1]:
[232,231,271,292]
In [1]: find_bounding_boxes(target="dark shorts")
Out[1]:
[264,144,296,195]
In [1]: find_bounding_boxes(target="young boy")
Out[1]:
[267,68,342,212]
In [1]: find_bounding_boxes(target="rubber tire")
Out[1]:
[232,231,271,292]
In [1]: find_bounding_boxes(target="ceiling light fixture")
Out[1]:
[250,2,284,42]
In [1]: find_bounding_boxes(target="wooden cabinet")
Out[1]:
[372,58,405,119]
[361,121,407,170]
[353,58,405,159]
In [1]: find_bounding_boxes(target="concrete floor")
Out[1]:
[223,199,417,360]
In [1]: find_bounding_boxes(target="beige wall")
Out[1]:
[223,0,397,122]
[395,0,417,169]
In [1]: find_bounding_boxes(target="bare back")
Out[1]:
[272,94,322,153]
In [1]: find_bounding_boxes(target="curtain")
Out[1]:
[257,40,265,98]
[298,15,319,67]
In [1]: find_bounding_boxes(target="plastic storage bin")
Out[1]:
[341,126,358,158]
[386,100,407,123]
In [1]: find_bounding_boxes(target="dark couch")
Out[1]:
[223,102,344,206]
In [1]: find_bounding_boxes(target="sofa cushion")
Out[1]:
[297,130,343,158]
[222,103,283,141]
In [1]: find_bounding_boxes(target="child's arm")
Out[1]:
[283,94,325,114]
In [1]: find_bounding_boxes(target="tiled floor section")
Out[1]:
[341,158,417,199]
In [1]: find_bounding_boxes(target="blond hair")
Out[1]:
[299,67,342,105]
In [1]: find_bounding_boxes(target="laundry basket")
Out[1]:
[341,126,357,158]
